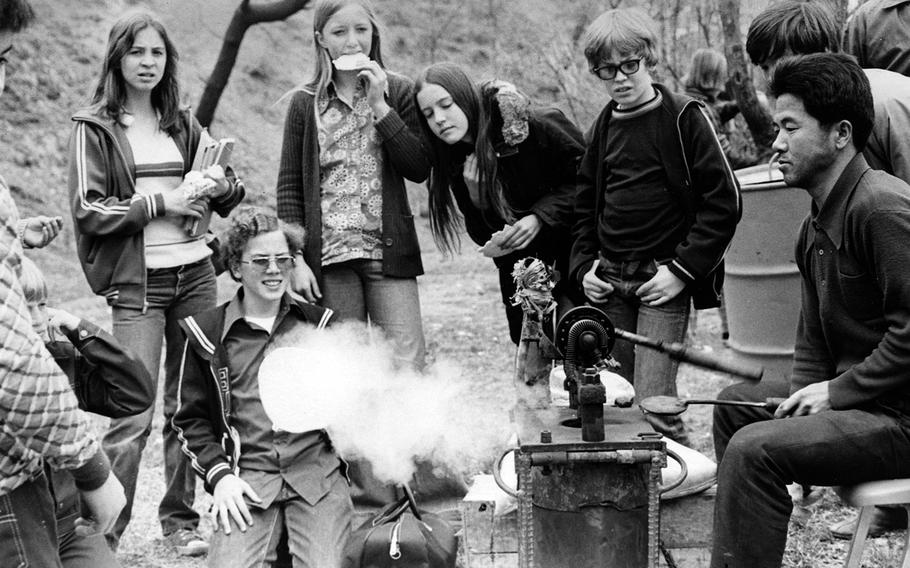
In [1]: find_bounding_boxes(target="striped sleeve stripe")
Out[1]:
[128,194,156,218]
[671,260,695,281]
[183,316,216,356]
[317,308,333,330]
[172,340,207,479]
[74,123,131,216]
[205,462,231,486]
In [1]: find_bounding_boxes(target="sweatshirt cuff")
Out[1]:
[577,259,597,287]
[667,260,696,284]
[373,109,405,140]
[206,462,233,491]
[70,447,112,491]
[827,375,858,410]
[62,319,100,345]
[150,193,166,218]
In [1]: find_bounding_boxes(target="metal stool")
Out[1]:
[835,480,910,568]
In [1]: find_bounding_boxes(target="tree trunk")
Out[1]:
[719,0,776,158]
[196,0,311,127]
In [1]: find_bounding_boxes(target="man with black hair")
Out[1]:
[746,0,910,184]
[0,1,126,565]
[743,0,910,540]
[711,52,910,568]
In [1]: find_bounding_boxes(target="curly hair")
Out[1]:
[221,206,306,282]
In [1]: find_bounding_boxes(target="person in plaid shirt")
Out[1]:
[0,1,126,565]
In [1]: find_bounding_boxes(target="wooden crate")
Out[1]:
[461,475,518,568]
[660,486,715,568]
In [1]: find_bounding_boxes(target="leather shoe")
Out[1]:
[829,506,908,540]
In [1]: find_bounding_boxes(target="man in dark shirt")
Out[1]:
[711,53,910,568]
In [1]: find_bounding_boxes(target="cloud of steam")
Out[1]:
[258,322,515,485]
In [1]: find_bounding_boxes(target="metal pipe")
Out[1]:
[529,449,656,466]
[658,448,688,495]
[614,327,763,381]
[492,447,522,499]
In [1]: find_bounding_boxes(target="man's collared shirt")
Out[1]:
[793,154,910,411]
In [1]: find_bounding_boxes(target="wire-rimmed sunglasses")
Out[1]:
[591,58,642,80]
[238,254,296,272]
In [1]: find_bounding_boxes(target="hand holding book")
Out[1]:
[184,130,236,235]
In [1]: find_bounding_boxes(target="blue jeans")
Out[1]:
[712,381,910,568]
[207,474,352,568]
[321,259,426,370]
[58,531,119,568]
[0,470,62,568]
[594,257,691,443]
[104,259,217,545]
[50,468,119,568]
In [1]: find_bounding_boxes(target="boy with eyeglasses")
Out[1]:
[569,6,741,445]
[172,206,352,567]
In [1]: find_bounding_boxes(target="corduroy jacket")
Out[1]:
[275,72,430,285]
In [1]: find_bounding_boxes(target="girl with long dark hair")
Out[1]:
[415,62,585,343]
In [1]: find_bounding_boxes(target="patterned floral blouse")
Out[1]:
[316,83,384,266]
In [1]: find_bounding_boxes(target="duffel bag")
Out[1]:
[342,484,457,568]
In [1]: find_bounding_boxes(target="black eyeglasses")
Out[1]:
[239,255,296,271]
[591,58,642,80]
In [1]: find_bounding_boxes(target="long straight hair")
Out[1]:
[415,62,510,255]
[683,48,727,96]
[90,11,181,135]
[305,0,384,98]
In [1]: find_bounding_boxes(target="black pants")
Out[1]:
[712,380,910,568]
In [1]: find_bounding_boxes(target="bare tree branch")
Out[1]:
[196,0,311,127]
[694,1,712,46]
